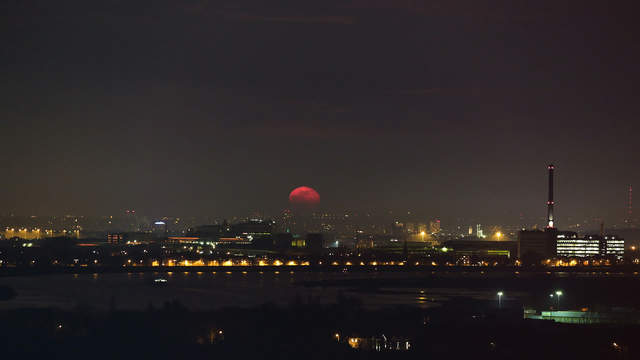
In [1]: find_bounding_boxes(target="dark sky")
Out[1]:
[1,1,639,225]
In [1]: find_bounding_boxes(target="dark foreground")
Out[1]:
[0,295,637,360]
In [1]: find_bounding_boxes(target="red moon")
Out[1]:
[289,186,320,206]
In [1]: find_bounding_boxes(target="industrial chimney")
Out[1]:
[546,164,555,229]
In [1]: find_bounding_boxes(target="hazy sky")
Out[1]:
[1,1,639,225]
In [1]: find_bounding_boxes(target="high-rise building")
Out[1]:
[429,220,440,234]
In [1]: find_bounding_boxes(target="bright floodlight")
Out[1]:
[555,291,563,296]
[497,291,503,296]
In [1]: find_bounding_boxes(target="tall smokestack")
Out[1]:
[547,164,555,229]
[627,184,633,228]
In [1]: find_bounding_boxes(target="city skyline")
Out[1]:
[3,3,640,359]
[0,174,635,230]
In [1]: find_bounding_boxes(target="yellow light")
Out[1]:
[273,260,283,266]
[222,260,233,266]
[420,231,426,236]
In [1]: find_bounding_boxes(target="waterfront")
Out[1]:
[2,270,639,311]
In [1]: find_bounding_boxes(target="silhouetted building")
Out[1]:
[355,233,374,249]
[274,233,294,249]
[231,220,272,241]
[190,225,224,239]
[306,233,324,253]
[518,229,557,259]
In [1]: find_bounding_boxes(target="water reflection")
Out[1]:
[0,271,637,311]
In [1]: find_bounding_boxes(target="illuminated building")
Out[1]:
[556,232,599,257]
[355,233,374,249]
[555,233,624,257]
[390,221,405,237]
[443,239,517,258]
[107,233,123,245]
[524,309,640,324]
[343,335,411,351]
[601,235,625,256]
[429,220,440,234]
[291,237,306,248]
[152,221,168,238]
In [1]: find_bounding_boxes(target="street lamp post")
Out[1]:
[550,290,563,317]
[497,291,503,309]
[555,290,562,311]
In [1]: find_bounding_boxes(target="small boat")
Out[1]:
[153,278,168,285]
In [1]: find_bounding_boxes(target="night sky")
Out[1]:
[1,1,639,225]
